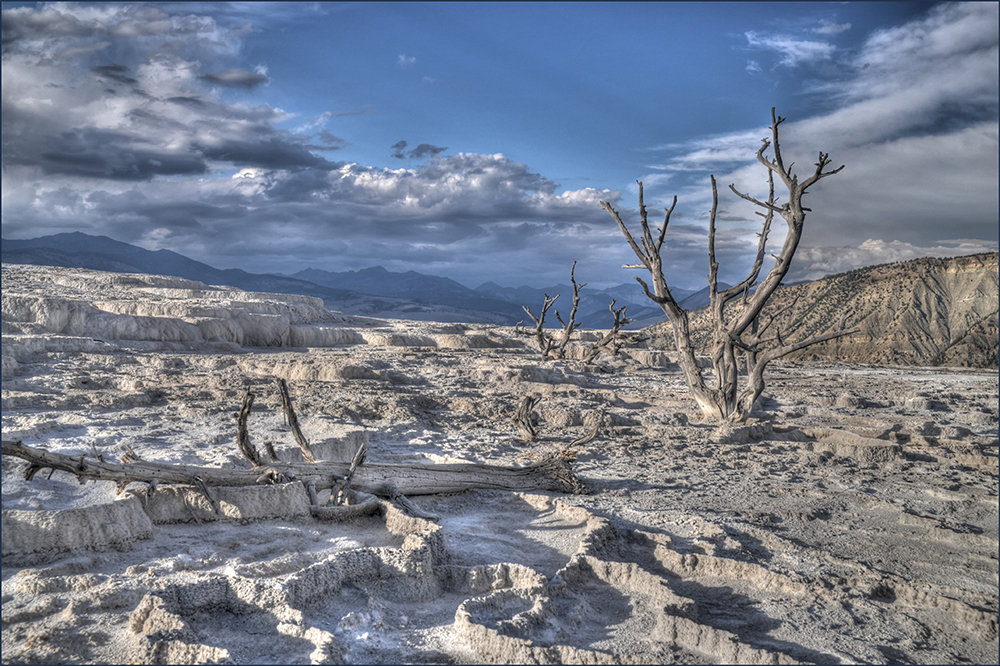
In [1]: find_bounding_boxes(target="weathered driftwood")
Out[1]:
[331,441,368,506]
[1,440,588,497]
[514,396,541,442]
[569,414,602,447]
[582,300,633,364]
[386,485,440,521]
[275,378,319,463]
[237,390,264,467]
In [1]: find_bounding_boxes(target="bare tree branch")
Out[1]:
[275,378,319,463]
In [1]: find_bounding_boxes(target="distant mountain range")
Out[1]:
[2,232,707,328]
[6,233,996,366]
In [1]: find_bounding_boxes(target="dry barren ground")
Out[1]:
[1,265,998,664]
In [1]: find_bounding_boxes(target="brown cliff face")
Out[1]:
[651,253,999,368]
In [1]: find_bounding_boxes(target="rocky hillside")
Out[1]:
[651,253,999,368]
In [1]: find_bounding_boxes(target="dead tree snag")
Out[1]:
[514,395,541,442]
[601,108,858,423]
[518,293,560,360]
[236,389,264,467]
[332,441,368,506]
[553,261,585,359]
[582,301,633,364]
[517,262,632,363]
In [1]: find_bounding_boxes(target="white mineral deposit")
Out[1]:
[2,264,997,664]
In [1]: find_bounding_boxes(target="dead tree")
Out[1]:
[1,378,590,523]
[517,293,559,360]
[581,300,633,364]
[516,262,583,361]
[552,261,584,359]
[518,262,627,363]
[601,108,859,423]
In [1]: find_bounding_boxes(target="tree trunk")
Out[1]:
[1,440,588,497]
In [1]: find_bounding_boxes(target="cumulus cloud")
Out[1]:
[397,53,416,68]
[6,3,993,290]
[1,3,250,60]
[3,60,623,288]
[1,3,336,182]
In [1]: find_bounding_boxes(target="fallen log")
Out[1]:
[1,440,588,498]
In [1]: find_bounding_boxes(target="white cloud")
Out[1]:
[745,60,762,74]
[744,31,835,67]
[397,54,416,68]
[647,128,767,171]
[3,2,995,289]
[814,20,851,35]
[297,111,335,131]
[2,144,624,284]
[646,2,998,269]
[1,3,328,181]
[0,2,633,286]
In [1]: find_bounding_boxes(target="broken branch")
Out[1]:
[236,389,264,467]
[275,378,319,463]
[333,441,368,506]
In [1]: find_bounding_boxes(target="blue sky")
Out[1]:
[2,2,997,290]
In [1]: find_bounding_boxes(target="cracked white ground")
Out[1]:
[2,265,997,664]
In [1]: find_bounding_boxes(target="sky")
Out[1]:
[1,1,997,290]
